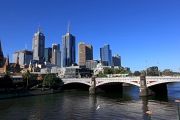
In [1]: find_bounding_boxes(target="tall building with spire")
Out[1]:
[0,40,4,67]
[61,23,76,67]
[32,25,45,63]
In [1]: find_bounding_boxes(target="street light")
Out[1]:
[175,100,180,120]
[146,61,148,76]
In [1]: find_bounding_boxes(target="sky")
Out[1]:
[0,0,180,72]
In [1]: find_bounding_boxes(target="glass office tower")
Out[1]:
[61,23,76,67]
[100,44,112,66]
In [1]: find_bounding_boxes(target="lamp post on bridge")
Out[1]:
[146,61,148,76]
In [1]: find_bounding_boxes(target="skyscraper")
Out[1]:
[86,44,93,60]
[112,54,121,67]
[100,44,112,66]
[78,42,86,67]
[61,23,75,67]
[78,42,93,67]
[32,25,45,63]
[44,47,52,62]
[52,44,61,66]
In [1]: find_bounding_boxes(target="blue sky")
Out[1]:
[0,0,180,72]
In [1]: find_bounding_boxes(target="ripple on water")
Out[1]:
[0,85,180,120]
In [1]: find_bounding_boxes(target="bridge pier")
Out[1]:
[139,76,148,96]
[89,76,96,94]
[139,76,154,96]
[89,76,104,94]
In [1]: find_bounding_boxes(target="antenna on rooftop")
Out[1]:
[68,21,70,33]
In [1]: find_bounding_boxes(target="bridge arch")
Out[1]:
[97,81,140,87]
[61,82,90,90]
[147,78,180,87]
[96,78,140,87]
[62,78,91,86]
[63,81,91,86]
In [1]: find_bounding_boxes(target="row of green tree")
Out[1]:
[0,70,63,90]
[134,69,177,76]
[97,67,179,77]
[22,70,63,89]
[98,67,131,77]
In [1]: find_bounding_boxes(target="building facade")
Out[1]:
[58,66,93,78]
[52,44,61,66]
[86,60,99,70]
[32,26,45,63]
[86,44,93,60]
[100,44,112,66]
[61,24,76,67]
[12,50,33,65]
[52,50,61,66]
[44,47,52,62]
[112,54,121,67]
[78,42,86,67]
[78,42,93,67]
[52,44,60,52]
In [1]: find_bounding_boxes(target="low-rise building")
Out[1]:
[93,63,111,75]
[12,50,33,65]
[58,66,93,78]
[86,60,99,70]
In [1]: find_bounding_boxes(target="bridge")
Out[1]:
[11,75,180,96]
[61,76,180,96]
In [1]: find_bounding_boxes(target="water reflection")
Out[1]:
[0,84,179,120]
[141,97,150,120]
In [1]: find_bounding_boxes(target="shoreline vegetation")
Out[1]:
[0,83,131,99]
[0,88,62,99]
[0,72,63,99]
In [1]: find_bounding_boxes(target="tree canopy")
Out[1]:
[0,71,13,89]
[43,73,61,89]
[22,70,31,81]
[133,71,141,76]
[97,67,130,77]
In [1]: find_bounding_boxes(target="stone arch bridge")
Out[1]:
[62,76,180,96]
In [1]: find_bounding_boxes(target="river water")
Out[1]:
[0,83,180,120]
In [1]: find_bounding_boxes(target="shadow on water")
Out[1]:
[94,86,140,103]
[141,97,151,120]
[148,94,168,102]
[61,83,90,91]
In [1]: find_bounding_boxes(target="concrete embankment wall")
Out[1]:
[0,89,61,99]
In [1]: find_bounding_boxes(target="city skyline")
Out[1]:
[0,0,180,72]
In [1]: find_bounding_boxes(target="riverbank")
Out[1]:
[0,88,62,99]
